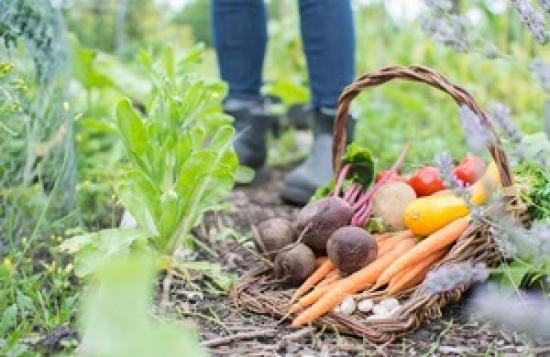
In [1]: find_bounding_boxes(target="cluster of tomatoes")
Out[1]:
[375,156,486,197]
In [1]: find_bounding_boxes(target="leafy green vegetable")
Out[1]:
[514,133,550,222]
[62,46,238,277]
[515,163,550,222]
[341,143,374,188]
[309,179,335,203]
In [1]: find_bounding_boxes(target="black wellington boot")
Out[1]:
[224,98,274,172]
[281,108,355,205]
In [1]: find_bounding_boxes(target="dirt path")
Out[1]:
[178,167,539,356]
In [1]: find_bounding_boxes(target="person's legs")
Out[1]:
[298,0,355,110]
[282,0,355,205]
[211,0,272,171]
[211,0,267,100]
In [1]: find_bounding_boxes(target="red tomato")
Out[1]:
[407,166,445,196]
[375,170,406,183]
[453,156,486,186]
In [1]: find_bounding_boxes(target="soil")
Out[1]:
[170,166,547,356]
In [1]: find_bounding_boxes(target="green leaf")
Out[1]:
[235,166,255,184]
[116,174,160,237]
[59,228,150,277]
[178,43,205,69]
[341,143,374,188]
[116,98,148,158]
[0,305,17,335]
[496,261,530,289]
[80,253,206,357]
[309,179,335,202]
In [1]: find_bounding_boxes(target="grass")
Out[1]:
[0,234,79,355]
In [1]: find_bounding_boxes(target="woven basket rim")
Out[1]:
[332,65,514,189]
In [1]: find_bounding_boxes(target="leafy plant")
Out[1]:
[78,252,205,357]
[61,46,238,286]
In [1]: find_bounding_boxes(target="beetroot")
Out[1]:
[296,196,353,254]
[326,226,378,275]
[274,243,316,284]
[253,218,296,259]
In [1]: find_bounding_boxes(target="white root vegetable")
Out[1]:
[372,181,416,231]
[357,299,374,313]
[372,304,390,317]
[379,297,399,310]
[340,296,356,315]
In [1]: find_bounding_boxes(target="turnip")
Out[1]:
[253,218,296,259]
[326,226,378,275]
[371,181,416,231]
[274,243,316,284]
[296,196,353,254]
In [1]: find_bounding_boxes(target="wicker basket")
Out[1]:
[230,65,526,343]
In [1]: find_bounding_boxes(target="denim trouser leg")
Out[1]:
[298,0,355,110]
[211,0,267,101]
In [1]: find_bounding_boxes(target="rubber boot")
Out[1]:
[281,108,355,205]
[224,98,273,171]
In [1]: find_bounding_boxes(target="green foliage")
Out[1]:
[78,252,205,357]
[516,162,550,222]
[352,5,547,170]
[341,143,374,188]
[513,133,550,222]
[63,46,238,276]
[173,0,212,46]
[0,235,79,355]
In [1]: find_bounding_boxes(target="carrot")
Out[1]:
[374,233,389,244]
[315,270,340,289]
[291,260,334,302]
[376,216,470,287]
[386,248,448,295]
[291,239,416,326]
[289,283,334,313]
[377,230,414,257]
[315,257,328,268]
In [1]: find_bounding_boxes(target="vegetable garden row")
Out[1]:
[1,0,549,355]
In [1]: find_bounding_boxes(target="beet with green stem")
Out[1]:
[296,196,353,254]
[274,243,316,284]
[326,226,378,275]
[253,218,297,259]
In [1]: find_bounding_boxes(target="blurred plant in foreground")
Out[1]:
[471,285,550,340]
[78,252,205,357]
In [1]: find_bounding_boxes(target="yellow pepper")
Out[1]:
[470,161,501,205]
[404,195,470,236]
[404,161,501,236]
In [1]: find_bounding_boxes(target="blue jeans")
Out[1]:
[211,0,355,110]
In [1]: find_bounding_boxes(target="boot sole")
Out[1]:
[280,184,312,206]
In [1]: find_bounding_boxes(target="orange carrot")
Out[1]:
[291,260,334,301]
[291,239,416,326]
[314,257,328,268]
[374,233,389,244]
[377,230,414,257]
[289,283,333,313]
[315,270,340,289]
[386,248,448,295]
[376,216,470,287]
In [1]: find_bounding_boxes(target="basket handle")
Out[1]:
[332,65,514,188]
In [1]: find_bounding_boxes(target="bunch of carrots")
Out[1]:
[288,216,471,326]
